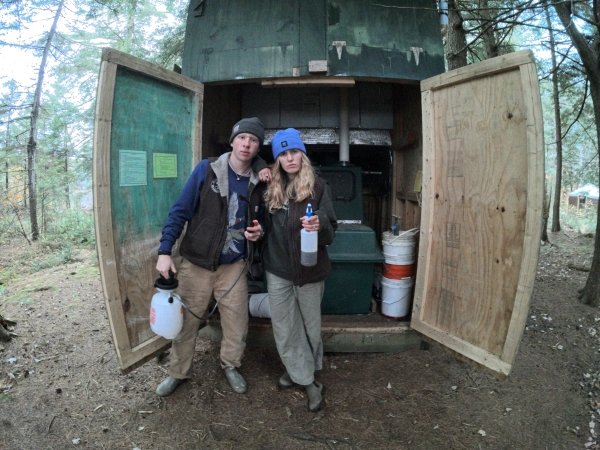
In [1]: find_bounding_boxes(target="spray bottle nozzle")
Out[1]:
[306,203,313,218]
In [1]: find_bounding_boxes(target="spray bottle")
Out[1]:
[300,203,318,267]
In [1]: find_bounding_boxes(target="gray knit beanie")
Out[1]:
[229,117,264,145]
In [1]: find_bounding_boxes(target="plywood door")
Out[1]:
[93,48,203,372]
[412,51,544,376]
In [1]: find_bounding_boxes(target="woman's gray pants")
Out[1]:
[265,271,324,386]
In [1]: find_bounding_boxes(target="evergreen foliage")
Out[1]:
[0,0,187,243]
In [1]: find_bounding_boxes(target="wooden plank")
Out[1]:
[192,83,204,165]
[102,48,203,91]
[412,51,543,376]
[93,59,134,366]
[500,60,544,364]
[412,87,435,325]
[411,322,512,375]
[261,77,355,87]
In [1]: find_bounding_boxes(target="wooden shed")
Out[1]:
[568,184,599,209]
[93,1,544,377]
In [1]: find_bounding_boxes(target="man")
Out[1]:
[155,117,267,397]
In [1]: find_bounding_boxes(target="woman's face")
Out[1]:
[278,150,303,176]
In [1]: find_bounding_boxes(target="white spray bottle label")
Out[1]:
[300,203,318,267]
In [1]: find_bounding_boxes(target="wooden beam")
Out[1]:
[261,77,355,87]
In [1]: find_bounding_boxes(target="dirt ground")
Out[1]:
[0,230,599,449]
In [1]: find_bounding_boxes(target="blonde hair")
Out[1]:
[266,152,315,212]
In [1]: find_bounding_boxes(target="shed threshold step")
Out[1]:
[199,313,422,353]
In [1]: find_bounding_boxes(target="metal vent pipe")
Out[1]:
[339,87,349,165]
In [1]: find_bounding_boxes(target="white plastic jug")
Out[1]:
[149,276,184,339]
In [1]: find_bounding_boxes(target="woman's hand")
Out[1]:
[300,214,320,232]
[245,219,263,241]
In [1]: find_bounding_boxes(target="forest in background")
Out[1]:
[0,1,599,300]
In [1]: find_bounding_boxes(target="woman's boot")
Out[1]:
[278,372,294,389]
[304,381,325,412]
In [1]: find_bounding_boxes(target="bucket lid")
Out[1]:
[383,228,419,243]
[154,271,178,290]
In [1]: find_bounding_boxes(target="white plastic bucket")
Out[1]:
[249,293,271,318]
[380,276,414,318]
[382,229,418,265]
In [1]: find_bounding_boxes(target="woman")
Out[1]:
[262,128,337,412]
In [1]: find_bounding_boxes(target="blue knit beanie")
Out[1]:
[271,128,306,160]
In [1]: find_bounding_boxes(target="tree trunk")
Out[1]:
[446,0,468,70]
[4,91,12,195]
[22,161,27,208]
[551,1,600,306]
[26,0,64,241]
[546,6,563,232]
[479,0,499,58]
[64,152,70,208]
[579,82,600,306]
[63,129,70,209]
[541,183,550,243]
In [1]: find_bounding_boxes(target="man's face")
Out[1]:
[230,133,260,164]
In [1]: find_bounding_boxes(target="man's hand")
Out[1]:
[156,254,176,279]
[244,219,263,241]
[258,167,272,182]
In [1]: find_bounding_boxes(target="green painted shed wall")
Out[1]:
[182,0,444,82]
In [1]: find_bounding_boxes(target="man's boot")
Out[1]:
[304,381,325,412]
[224,367,248,394]
[156,376,185,397]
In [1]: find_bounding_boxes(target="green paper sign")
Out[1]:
[153,153,177,179]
